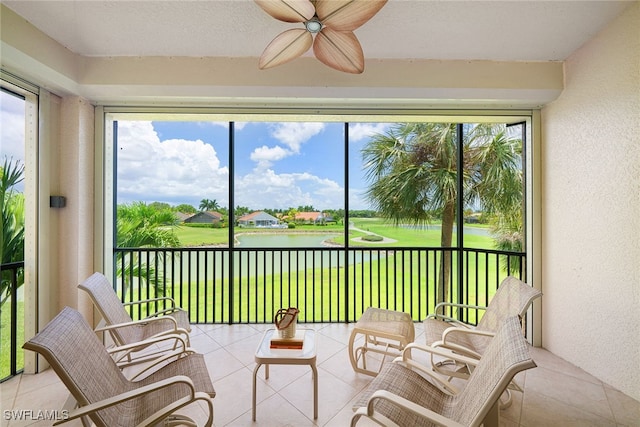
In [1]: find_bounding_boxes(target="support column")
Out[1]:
[56,96,95,321]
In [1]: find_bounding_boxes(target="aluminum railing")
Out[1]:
[113,246,525,325]
[1,248,525,381]
[0,261,25,382]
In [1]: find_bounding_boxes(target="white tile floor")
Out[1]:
[2,322,639,426]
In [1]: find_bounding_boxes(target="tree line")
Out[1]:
[140,200,379,225]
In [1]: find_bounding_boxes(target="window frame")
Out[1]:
[97,107,540,340]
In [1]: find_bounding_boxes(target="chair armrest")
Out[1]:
[427,302,487,321]
[143,307,185,319]
[53,375,196,425]
[394,343,481,394]
[128,347,198,381]
[137,391,214,427]
[123,298,185,319]
[424,315,472,328]
[363,390,465,427]
[442,326,495,344]
[123,297,178,309]
[106,333,189,356]
[430,326,496,359]
[394,357,460,395]
[401,342,480,370]
[102,326,190,365]
[94,316,180,333]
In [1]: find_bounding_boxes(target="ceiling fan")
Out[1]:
[255,0,388,74]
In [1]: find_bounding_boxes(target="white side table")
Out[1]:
[252,328,318,421]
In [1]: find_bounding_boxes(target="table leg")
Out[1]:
[311,362,318,419]
[252,363,261,421]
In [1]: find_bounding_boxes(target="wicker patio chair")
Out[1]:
[23,306,215,427]
[79,272,191,364]
[351,316,536,427]
[424,276,540,373]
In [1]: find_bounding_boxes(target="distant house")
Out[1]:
[464,213,482,224]
[237,211,280,227]
[184,211,223,224]
[294,212,326,224]
[175,212,193,222]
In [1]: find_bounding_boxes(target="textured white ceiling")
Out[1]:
[2,0,633,61]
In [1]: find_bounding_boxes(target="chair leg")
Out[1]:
[499,389,513,409]
[483,401,499,427]
[63,394,92,427]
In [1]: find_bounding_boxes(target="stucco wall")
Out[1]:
[57,96,95,320]
[541,3,640,401]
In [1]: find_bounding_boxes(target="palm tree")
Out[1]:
[116,202,180,297]
[362,123,522,304]
[199,198,220,211]
[1,158,25,309]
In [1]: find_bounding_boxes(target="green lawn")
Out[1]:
[174,220,494,249]
[175,224,346,246]
[141,221,502,323]
[175,225,228,246]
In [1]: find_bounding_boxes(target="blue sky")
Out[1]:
[116,120,390,211]
[1,87,391,211]
[0,90,26,192]
[2,91,522,213]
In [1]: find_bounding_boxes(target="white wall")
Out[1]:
[541,3,640,401]
[57,96,95,320]
[0,4,563,109]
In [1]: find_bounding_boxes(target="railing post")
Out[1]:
[344,123,350,323]
[228,122,235,325]
[10,265,18,376]
[456,124,465,322]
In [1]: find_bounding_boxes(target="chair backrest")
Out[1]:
[23,307,132,427]
[477,276,542,333]
[451,315,537,426]
[78,272,137,345]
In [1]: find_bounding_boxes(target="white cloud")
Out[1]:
[116,121,371,211]
[117,121,229,207]
[250,145,291,167]
[270,122,324,152]
[246,122,325,168]
[235,168,344,211]
[0,91,26,161]
[349,123,388,142]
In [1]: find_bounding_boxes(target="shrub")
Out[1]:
[362,234,383,242]
[183,222,226,229]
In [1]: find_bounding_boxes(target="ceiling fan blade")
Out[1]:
[254,0,316,23]
[259,29,314,69]
[315,0,388,31]
[313,28,364,74]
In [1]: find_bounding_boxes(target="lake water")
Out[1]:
[172,233,386,278]
[236,233,339,248]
